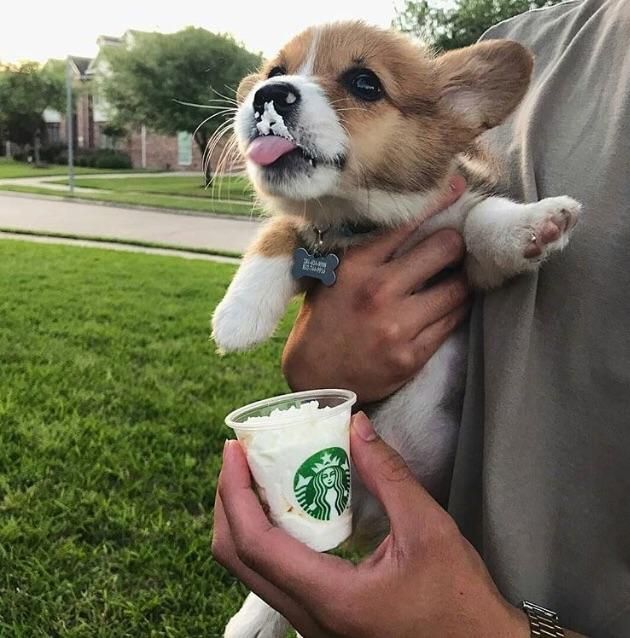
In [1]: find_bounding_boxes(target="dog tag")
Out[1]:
[292,247,340,286]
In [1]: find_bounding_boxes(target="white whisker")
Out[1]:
[210,87,239,105]
[173,98,237,111]
[193,110,236,140]
[203,123,234,181]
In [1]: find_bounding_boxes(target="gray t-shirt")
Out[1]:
[448,1,630,635]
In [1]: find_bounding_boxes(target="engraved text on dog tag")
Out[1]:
[292,247,340,286]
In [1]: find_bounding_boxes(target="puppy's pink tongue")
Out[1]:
[247,136,297,166]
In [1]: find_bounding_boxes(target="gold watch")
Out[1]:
[521,601,565,638]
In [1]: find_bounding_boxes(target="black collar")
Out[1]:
[316,220,380,241]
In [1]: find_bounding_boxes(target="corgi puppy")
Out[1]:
[212,21,581,638]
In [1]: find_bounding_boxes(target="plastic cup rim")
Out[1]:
[225,388,357,431]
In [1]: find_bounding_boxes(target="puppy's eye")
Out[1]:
[268,66,287,79]
[343,68,383,102]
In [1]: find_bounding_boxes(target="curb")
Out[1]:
[0,232,241,264]
[0,227,242,260]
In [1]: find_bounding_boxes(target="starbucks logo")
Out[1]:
[293,447,350,521]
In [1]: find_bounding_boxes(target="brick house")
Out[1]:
[43,32,235,172]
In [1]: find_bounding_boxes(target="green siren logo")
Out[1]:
[294,447,350,521]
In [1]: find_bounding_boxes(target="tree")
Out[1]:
[394,0,564,51]
[101,28,261,182]
[0,61,65,163]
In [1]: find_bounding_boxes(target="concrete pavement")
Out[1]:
[0,193,261,255]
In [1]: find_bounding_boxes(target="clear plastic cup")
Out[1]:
[225,389,357,552]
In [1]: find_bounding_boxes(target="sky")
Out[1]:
[1,0,403,63]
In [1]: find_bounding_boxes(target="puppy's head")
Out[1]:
[234,22,532,223]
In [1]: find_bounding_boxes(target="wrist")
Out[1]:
[476,600,529,637]
[505,606,531,638]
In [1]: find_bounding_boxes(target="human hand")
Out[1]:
[282,175,471,404]
[212,412,529,638]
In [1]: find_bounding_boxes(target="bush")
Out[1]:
[12,149,29,162]
[75,152,94,168]
[40,143,67,164]
[8,145,131,169]
[93,150,132,169]
[8,145,132,169]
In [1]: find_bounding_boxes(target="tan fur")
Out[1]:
[266,26,316,75]
[236,74,260,103]
[291,23,461,194]
[457,147,501,196]
[436,39,534,135]
[236,22,531,207]
[251,216,302,257]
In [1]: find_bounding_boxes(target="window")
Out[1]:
[47,123,61,143]
[177,131,193,166]
[99,124,116,150]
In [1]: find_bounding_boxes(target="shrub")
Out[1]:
[39,143,67,164]
[45,148,132,169]
[93,150,132,169]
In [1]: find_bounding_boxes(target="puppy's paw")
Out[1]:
[225,594,290,638]
[211,296,275,353]
[464,194,582,289]
[211,253,296,353]
[521,196,582,261]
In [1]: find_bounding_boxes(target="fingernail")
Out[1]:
[223,439,231,459]
[352,412,378,441]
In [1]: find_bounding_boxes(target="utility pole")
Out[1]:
[66,57,75,193]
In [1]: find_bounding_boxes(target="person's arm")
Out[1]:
[283,176,471,405]
[213,413,588,637]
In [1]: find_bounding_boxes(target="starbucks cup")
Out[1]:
[225,389,357,552]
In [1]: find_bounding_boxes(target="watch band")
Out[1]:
[521,601,565,638]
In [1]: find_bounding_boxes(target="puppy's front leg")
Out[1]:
[212,217,302,352]
[464,195,582,289]
[224,593,291,638]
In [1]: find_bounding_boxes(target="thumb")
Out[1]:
[350,412,441,537]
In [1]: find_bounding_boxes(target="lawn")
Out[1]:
[0,158,129,179]
[0,184,262,218]
[0,240,295,637]
[50,175,255,202]
[0,160,263,217]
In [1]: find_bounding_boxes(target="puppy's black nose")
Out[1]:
[253,82,301,117]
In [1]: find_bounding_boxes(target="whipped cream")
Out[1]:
[236,401,352,552]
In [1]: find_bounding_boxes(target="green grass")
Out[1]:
[50,175,254,202]
[0,158,131,179]
[0,160,260,216]
[0,184,262,217]
[0,240,296,636]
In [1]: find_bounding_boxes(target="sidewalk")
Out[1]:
[0,232,241,264]
[0,193,261,255]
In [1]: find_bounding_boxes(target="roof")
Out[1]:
[96,35,122,48]
[69,56,92,77]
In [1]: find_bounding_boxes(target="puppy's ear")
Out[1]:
[436,40,533,136]
[236,73,261,103]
